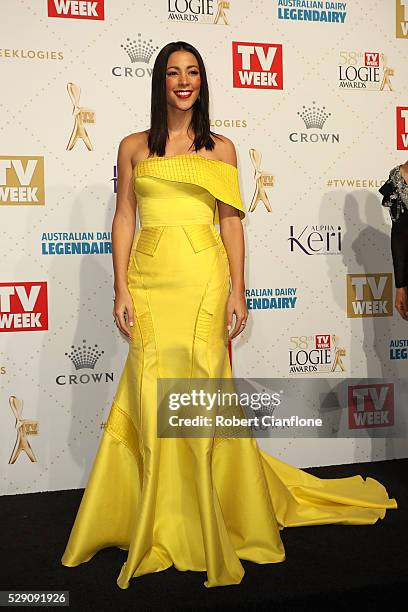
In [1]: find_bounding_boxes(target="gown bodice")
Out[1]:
[133,153,246,227]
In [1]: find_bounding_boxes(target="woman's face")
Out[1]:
[165,50,201,110]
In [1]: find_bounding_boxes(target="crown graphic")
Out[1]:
[297,102,331,129]
[121,34,159,64]
[65,339,104,370]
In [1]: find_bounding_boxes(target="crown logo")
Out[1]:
[121,34,159,64]
[65,339,104,370]
[297,102,331,129]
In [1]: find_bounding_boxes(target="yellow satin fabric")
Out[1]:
[61,154,397,589]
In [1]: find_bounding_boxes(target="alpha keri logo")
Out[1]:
[47,0,105,20]
[346,274,393,318]
[232,42,283,89]
[0,283,49,332]
[0,157,45,206]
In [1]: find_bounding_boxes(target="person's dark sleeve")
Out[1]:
[391,212,408,288]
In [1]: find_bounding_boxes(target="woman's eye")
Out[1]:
[166,71,199,76]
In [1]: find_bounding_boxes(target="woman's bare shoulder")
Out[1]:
[211,133,238,167]
[119,130,150,165]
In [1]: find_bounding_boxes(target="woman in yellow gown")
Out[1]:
[61,42,397,590]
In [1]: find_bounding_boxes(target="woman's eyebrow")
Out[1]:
[166,64,199,70]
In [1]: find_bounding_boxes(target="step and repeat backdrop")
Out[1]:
[1,0,408,495]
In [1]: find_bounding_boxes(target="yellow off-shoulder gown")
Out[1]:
[61,153,397,589]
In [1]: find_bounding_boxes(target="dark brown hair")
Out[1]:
[147,41,221,156]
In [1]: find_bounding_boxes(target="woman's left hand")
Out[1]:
[227,289,248,339]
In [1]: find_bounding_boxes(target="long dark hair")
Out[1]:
[147,41,221,157]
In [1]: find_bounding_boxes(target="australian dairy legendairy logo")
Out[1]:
[41,231,112,255]
[277,1,347,23]
[112,33,160,78]
[56,339,114,385]
[289,334,346,374]
[338,52,394,91]
[389,339,408,360]
[246,287,298,310]
[289,102,339,144]
[289,224,343,255]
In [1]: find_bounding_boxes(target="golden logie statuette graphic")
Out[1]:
[330,334,346,372]
[248,148,273,213]
[379,54,394,91]
[66,82,95,151]
[8,396,38,464]
[214,0,229,24]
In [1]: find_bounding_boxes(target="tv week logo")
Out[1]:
[364,52,379,67]
[0,157,45,206]
[232,42,283,89]
[47,0,104,20]
[0,283,48,332]
[348,383,394,429]
[397,106,408,150]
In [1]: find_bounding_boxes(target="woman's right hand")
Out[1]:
[395,287,408,321]
[113,289,134,338]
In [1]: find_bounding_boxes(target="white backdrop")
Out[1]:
[1,0,408,495]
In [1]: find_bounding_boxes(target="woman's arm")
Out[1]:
[217,138,248,339]
[391,214,408,321]
[112,135,137,337]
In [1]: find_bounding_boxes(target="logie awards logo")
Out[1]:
[167,0,231,24]
[338,52,394,91]
[288,334,346,374]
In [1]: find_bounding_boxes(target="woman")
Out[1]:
[379,162,408,321]
[61,41,397,590]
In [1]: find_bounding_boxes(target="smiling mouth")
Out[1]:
[174,90,193,99]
